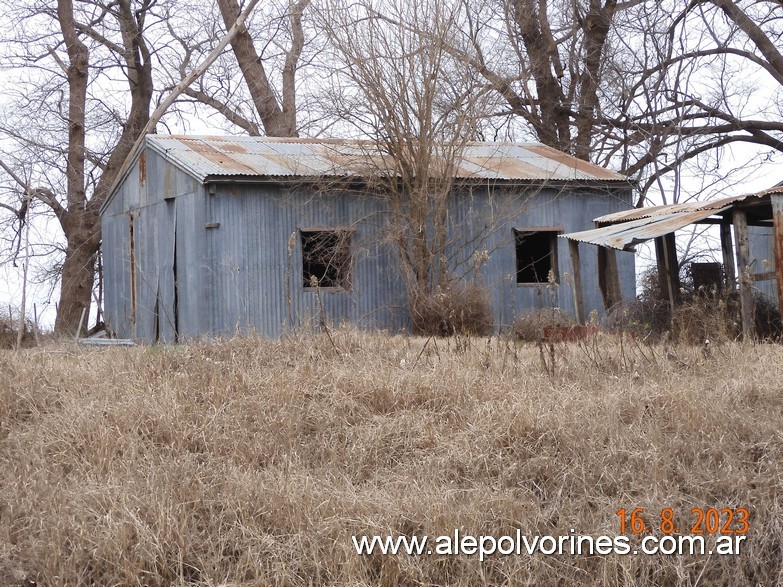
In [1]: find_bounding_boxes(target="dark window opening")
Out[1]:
[514,229,559,284]
[301,229,352,289]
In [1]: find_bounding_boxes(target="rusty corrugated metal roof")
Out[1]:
[563,189,781,251]
[595,195,748,225]
[595,188,783,225]
[146,135,628,183]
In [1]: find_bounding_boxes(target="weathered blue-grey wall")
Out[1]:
[202,183,410,337]
[442,183,635,326]
[103,149,201,342]
[103,146,635,341]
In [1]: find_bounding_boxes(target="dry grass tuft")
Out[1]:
[1,330,782,585]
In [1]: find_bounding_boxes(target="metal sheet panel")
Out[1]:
[563,206,734,251]
[101,212,132,338]
[157,200,177,343]
[594,192,776,224]
[174,191,208,340]
[192,183,631,338]
[201,183,411,337]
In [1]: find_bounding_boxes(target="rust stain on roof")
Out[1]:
[184,139,257,174]
[320,148,392,175]
[211,141,248,154]
[462,155,546,179]
[524,145,622,181]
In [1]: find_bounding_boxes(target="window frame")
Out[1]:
[513,227,563,286]
[300,227,354,291]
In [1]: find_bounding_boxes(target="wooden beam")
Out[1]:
[720,222,736,292]
[568,239,585,325]
[733,208,755,340]
[597,246,622,310]
[751,271,776,282]
[771,194,783,324]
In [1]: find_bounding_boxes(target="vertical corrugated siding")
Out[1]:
[133,204,158,341]
[173,191,206,339]
[102,148,202,341]
[102,211,132,338]
[200,183,633,338]
[444,184,635,326]
[748,226,778,303]
[203,184,410,337]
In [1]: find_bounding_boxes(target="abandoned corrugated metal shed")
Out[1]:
[101,135,636,342]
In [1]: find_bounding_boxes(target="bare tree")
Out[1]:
[438,0,636,159]
[170,0,311,137]
[610,0,783,198]
[316,0,503,331]
[439,0,782,204]
[0,0,270,335]
[0,0,162,334]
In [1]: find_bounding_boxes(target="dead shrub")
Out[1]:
[605,291,781,343]
[670,294,739,343]
[512,308,577,342]
[0,314,35,350]
[603,298,671,340]
[410,281,494,336]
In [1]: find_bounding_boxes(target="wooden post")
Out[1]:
[75,307,87,341]
[598,246,623,310]
[32,303,40,346]
[654,233,680,313]
[720,222,736,291]
[568,239,585,325]
[770,194,783,324]
[663,233,681,304]
[733,208,755,340]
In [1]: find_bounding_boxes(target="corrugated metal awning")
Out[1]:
[564,189,782,252]
[561,205,733,251]
[593,193,766,225]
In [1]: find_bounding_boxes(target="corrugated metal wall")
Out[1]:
[198,182,633,338]
[202,183,410,337]
[748,226,778,304]
[443,183,635,326]
[103,147,635,341]
[102,149,200,341]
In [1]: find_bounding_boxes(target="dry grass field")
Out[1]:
[1,330,781,586]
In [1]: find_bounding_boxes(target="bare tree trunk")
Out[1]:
[56,222,100,335]
[216,0,307,137]
[54,0,91,335]
[574,0,617,161]
[511,0,571,151]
